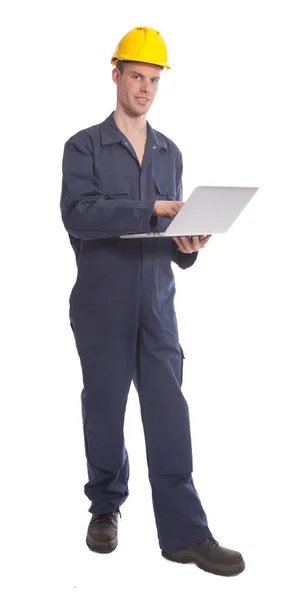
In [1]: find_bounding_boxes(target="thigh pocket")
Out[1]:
[159,267,180,345]
[180,345,185,385]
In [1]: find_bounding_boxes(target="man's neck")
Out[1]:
[113,106,147,138]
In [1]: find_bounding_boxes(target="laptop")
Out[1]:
[120,185,258,238]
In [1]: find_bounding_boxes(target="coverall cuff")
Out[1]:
[149,214,158,232]
[177,250,198,269]
[172,240,199,269]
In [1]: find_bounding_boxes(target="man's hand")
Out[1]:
[173,235,212,253]
[153,201,184,219]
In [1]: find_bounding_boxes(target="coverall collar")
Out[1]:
[101,111,168,152]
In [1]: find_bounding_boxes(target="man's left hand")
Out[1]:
[173,234,212,253]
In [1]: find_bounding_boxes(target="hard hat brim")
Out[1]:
[111,56,171,69]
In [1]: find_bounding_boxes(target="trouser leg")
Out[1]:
[133,263,213,549]
[69,263,140,515]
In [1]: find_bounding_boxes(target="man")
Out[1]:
[60,26,245,576]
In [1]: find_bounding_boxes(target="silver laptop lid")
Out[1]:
[165,186,258,236]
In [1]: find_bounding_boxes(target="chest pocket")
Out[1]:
[153,172,177,233]
[99,176,134,201]
[153,175,176,200]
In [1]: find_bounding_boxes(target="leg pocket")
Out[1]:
[180,345,185,385]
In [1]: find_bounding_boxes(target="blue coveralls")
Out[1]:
[60,111,213,550]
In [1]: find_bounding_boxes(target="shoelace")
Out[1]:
[204,537,219,549]
[93,507,122,524]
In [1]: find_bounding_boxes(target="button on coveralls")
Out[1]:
[60,112,213,550]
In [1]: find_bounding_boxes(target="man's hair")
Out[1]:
[116,59,164,74]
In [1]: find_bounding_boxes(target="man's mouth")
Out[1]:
[135,97,150,103]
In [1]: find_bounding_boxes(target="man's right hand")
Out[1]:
[153,201,184,219]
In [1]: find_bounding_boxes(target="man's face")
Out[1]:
[113,62,161,117]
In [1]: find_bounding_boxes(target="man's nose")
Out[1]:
[140,80,151,94]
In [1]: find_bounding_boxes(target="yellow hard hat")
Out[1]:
[111,26,171,70]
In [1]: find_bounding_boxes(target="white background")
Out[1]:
[1,0,298,597]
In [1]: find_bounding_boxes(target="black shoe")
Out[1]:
[86,507,121,553]
[161,537,245,577]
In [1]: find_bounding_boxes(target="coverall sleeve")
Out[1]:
[60,133,157,240]
[171,151,199,269]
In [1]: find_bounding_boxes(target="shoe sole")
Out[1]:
[86,535,118,554]
[161,549,245,577]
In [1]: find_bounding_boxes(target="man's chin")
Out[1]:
[122,101,151,118]
[129,106,150,118]
[132,99,152,114]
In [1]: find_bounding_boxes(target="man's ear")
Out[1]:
[112,67,120,84]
